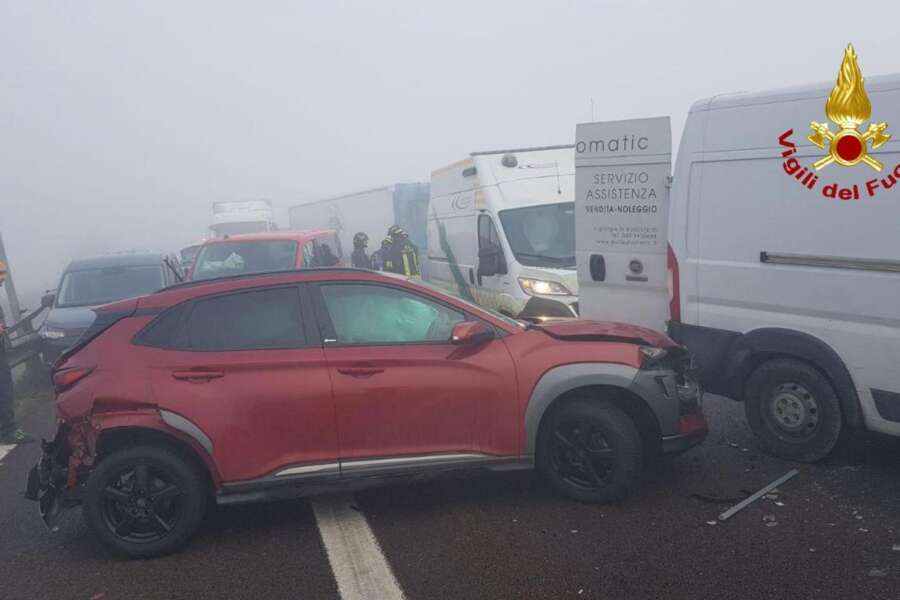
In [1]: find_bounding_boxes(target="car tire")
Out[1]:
[744,358,843,463]
[537,399,643,503]
[83,444,207,559]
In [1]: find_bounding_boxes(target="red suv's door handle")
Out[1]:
[336,366,384,377]
[172,370,225,382]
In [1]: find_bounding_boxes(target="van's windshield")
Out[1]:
[498,202,575,268]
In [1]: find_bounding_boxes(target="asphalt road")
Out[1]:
[1,392,898,600]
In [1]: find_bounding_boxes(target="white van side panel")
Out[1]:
[674,79,900,436]
[428,160,479,301]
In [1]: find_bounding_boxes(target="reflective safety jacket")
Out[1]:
[386,241,420,277]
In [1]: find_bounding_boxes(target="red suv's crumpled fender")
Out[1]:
[64,408,223,489]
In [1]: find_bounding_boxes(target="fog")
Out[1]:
[1,0,898,308]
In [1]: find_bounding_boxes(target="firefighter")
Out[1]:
[0,260,33,444]
[386,225,420,277]
[371,237,393,271]
[350,232,371,269]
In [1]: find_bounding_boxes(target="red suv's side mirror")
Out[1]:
[450,321,495,345]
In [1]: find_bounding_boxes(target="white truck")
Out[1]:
[210,200,276,237]
[288,183,429,266]
[427,145,578,319]
[576,50,900,462]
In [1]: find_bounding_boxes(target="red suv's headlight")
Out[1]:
[53,367,94,393]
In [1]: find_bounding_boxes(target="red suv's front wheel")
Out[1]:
[537,400,643,503]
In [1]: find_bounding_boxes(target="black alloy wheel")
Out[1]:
[537,400,642,503]
[100,463,183,544]
[83,445,207,558]
[550,421,617,490]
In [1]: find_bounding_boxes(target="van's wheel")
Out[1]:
[83,445,207,559]
[537,400,642,503]
[744,358,843,463]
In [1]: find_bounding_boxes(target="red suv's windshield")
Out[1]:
[192,240,298,280]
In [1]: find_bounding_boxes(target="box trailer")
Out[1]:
[288,183,429,266]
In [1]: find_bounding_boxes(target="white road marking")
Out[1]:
[312,494,406,600]
[0,444,15,464]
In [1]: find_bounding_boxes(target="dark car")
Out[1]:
[27,268,705,558]
[39,253,183,365]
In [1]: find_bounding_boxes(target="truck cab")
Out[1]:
[427,146,578,319]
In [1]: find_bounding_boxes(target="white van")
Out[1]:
[665,71,900,461]
[427,145,578,319]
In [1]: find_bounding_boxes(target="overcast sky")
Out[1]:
[1,0,898,304]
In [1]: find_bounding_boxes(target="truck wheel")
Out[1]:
[537,400,642,503]
[83,445,207,559]
[744,358,843,463]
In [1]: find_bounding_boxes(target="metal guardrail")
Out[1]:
[4,304,48,368]
[8,331,42,369]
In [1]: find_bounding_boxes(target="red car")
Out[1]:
[188,230,344,281]
[27,268,706,557]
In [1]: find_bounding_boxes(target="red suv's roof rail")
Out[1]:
[156,267,375,293]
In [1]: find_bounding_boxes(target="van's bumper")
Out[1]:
[518,296,579,321]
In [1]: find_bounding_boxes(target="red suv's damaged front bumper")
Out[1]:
[662,411,709,455]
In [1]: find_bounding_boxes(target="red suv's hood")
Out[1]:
[533,320,678,348]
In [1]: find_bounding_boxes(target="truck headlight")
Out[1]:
[39,326,66,340]
[518,278,572,296]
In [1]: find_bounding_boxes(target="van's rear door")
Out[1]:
[574,117,672,332]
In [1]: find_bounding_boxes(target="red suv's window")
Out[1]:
[319,283,464,345]
[184,287,307,350]
[137,287,308,351]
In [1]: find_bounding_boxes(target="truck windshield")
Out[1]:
[498,202,575,268]
[192,240,298,280]
[57,265,164,308]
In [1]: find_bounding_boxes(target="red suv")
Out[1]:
[188,230,344,281]
[26,268,706,557]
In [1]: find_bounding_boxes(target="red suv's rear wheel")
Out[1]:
[537,400,643,503]
[83,445,207,558]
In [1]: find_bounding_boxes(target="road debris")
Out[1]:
[706,520,718,526]
[691,492,748,505]
[892,544,900,552]
[718,469,800,522]
[869,568,887,577]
